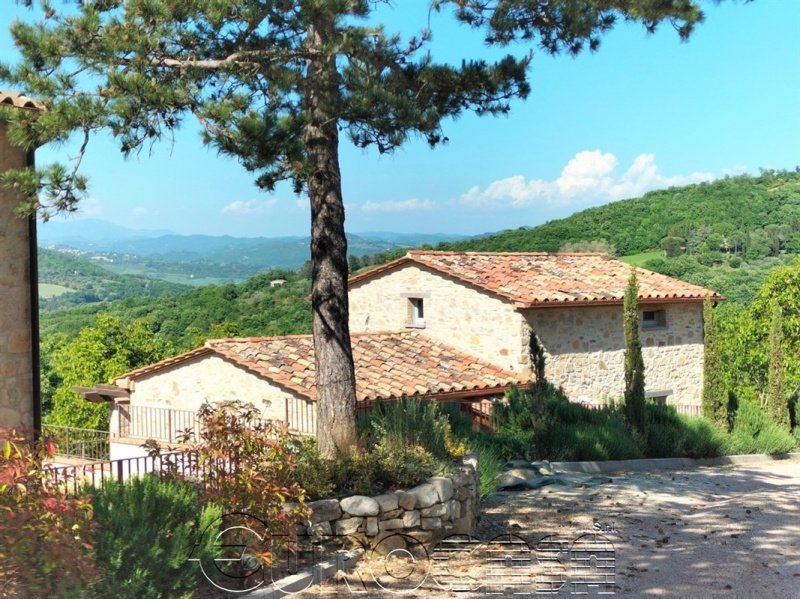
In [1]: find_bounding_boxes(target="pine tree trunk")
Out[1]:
[305,15,358,458]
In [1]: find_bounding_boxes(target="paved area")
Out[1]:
[290,457,800,598]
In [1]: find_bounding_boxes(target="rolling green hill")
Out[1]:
[39,269,312,350]
[441,169,800,257]
[38,248,189,311]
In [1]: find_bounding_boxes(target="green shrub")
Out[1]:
[290,436,335,500]
[644,402,724,458]
[463,436,506,498]
[531,398,642,461]
[368,397,452,459]
[294,439,440,499]
[90,475,221,599]
[373,444,440,488]
[724,399,797,455]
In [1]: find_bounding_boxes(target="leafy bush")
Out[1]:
[293,437,440,499]
[724,399,797,455]
[643,403,724,458]
[368,397,453,459]
[0,428,97,598]
[155,401,309,590]
[90,475,221,599]
[293,399,464,500]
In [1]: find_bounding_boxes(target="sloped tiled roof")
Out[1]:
[0,91,45,111]
[349,251,723,307]
[116,331,525,403]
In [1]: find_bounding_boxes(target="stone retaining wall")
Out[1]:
[306,455,480,549]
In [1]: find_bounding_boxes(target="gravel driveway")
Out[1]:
[293,457,800,598]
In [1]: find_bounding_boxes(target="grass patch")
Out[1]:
[619,251,663,267]
[38,283,74,298]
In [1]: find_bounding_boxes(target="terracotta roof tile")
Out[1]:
[117,332,525,402]
[349,251,723,306]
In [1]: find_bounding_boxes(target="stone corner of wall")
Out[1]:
[306,455,480,549]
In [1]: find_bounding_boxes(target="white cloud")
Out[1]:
[461,150,716,208]
[131,206,149,217]
[221,199,278,215]
[361,198,435,213]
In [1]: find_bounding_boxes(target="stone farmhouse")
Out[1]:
[349,251,721,408]
[97,251,720,458]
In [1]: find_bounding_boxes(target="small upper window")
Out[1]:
[642,309,667,329]
[407,298,425,328]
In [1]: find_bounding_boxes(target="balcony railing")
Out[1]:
[42,424,111,461]
[118,404,201,444]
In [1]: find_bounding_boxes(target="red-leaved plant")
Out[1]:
[149,401,310,590]
[0,427,97,598]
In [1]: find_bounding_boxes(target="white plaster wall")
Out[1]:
[522,302,704,407]
[128,354,315,431]
[349,265,529,373]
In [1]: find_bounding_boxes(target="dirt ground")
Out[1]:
[291,457,800,598]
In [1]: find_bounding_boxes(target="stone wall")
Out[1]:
[0,126,34,429]
[523,302,705,407]
[349,265,529,374]
[306,456,480,550]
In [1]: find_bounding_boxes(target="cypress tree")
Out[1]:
[623,270,646,436]
[702,297,727,428]
[766,302,790,431]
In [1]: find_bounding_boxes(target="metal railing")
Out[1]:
[42,424,111,461]
[44,451,199,496]
[118,404,201,443]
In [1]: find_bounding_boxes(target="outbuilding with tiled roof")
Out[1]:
[108,330,526,451]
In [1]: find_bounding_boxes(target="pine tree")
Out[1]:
[702,297,727,428]
[2,0,705,456]
[623,270,646,436]
[766,301,790,431]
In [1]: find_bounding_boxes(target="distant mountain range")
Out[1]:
[37,219,470,285]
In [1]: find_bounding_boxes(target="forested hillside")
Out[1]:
[38,248,188,310]
[40,268,312,350]
[442,169,800,258]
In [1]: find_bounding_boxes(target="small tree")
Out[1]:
[766,302,790,431]
[529,331,547,391]
[702,298,727,429]
[623,270,646,436]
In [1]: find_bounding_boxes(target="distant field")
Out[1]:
[157,274,235,287]
[619,251,662,267]
[39,283,74,298]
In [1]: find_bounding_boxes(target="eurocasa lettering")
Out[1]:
[188,512,617,595]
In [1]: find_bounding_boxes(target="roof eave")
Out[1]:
[359,383,522,405]
[515,294,724,310]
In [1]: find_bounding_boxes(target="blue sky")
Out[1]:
[2,1,798,238]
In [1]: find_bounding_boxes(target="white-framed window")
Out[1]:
[407,297,425,328]
[642,309,667,329]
